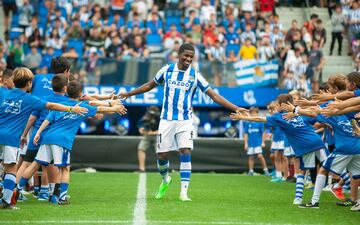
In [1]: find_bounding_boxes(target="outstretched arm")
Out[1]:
[280,102,321,118]
[327,96,360,109]
[206,89,247,113]
[322,104,360,117]
[230,113,267,122]
[46,102,88,116]
[119,80,158,99]
[312,91,355,102]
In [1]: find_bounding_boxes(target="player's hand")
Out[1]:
[20,135,27,149]
[352,119,360,136]
[327,99,342,109]
[294,97,318,107]
[261,142,265,148]
[72,103,88,116]
[355,112,360,119]
[244,143,248,151]
[322,107,339,117]
[114,105,127,115]
[282,112,296,120]
[109,91,119,100]
[118,92,130,101]
[312,91,333,102]
[235,107,249,114]
[280,102,295,113]
[230,112,247,120]
[33,134,40,145]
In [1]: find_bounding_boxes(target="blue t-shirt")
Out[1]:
[27,93,68,151]
[0,88,47,147]
[41,100,97,150]
[146,20,163,34]
[354,89,360,97]
[32,73,55,97]
[323,127,335,146]
[244,121,264,147]
[266,112,325,157]
[316,113,360,155]
[272,126,285,142]
[284,137,290,147]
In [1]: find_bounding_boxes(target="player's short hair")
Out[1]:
[267,101,278,111]
[2,69,13,79]
[319,82,328,91]
[66,80,82,98]
[13,67,34,88]
[277,94,293,105]
[328,74,346,91]
[52,74,69,92]
[346,72,360,89]
[178,43,195,54]
[51,57,71,74]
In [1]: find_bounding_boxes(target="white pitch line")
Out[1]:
[133,173,147,225]
[0,221,323,225]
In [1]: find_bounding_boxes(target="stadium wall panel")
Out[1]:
[72,136,273,172]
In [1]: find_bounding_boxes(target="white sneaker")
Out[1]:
[179,194,192,202]
[323,185,331,192]
[350,200,360,211]
[293,198,303,205]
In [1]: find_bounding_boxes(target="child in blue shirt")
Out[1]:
[0,68,88,210]
[17,80,127,205]
[231,94,327,206]
[243,107,269,176]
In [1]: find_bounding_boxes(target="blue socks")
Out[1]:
[180,154,191,195]
[2,173,16,204]
[295,174,305,199]
[157,159,170,183]
[60,183,69,201]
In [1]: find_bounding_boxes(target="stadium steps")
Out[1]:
[307,7,354,81]
[277,7,307,29]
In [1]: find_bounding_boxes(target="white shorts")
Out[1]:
[284,146,295,157]
[247,146,263,155]
[322,153,360,179]
[300,149,328,170]
[271,141,284,151]
[0,145,20,164]
[35,145,70,167]
[157,119,194,153]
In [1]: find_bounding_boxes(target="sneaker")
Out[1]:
[269,170,275,177]
[299,202,319,209]
[331,185,345,201]
[336,198,357,207]
[58,198,70,205]
[155,176,172,200]
[38,193,49,201]
[286,177,296,183]
[17,191,28,202]
[350,201,360,211]
[293,198,303,205]
[247,171,254,176]
[50,195,59,204]
[305,183,314,190]
[270,177,283,182]
[264,170,271,176]
[323,185,331,192]
[1,200,20,210]
[11,189,19,205]
[179,194,192,202]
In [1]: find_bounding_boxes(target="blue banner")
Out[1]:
[83,85,287,108]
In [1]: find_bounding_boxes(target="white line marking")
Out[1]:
[0,221,323,225]
[133,173,147,225]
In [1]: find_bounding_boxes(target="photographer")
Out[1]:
[137,106,160,172]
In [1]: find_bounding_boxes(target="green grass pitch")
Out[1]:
[1,172,359,225]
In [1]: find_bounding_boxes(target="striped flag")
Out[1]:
[234,59,279,87]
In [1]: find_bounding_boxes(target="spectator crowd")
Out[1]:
[0,0,357,92]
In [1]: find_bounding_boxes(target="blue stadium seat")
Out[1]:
[54,49,63,57]
[58,7,67,18]
[9,31,22,40]
[225,44,240,57]
[146,34,162,52]
[165,16,182,32]
[67,39,84,57]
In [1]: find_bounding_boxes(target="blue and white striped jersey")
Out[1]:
[154,63,210,121]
